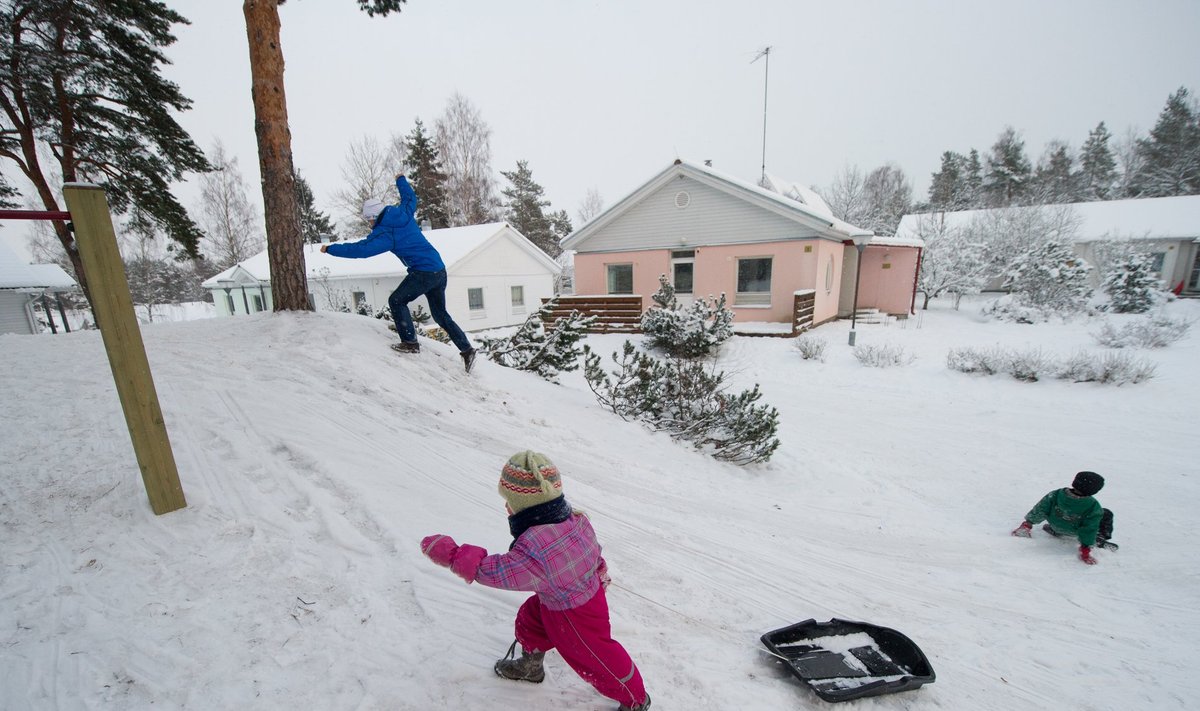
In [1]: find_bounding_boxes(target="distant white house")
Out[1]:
[895,195,1200,296]
[202,222,562,331]
[0,240,77,334]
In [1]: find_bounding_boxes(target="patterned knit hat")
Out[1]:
[499,450,563,513]
[1072,471,1105,496]
[361,198,386,221]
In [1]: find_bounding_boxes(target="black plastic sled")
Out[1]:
[760,618,935,703]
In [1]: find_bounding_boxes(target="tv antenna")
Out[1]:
[751,46,772,184]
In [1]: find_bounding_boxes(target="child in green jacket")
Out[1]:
[1012,471,1116,565]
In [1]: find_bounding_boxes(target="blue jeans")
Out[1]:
[388,269,472,353]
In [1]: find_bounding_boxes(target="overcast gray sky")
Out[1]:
[5,0,1200,259]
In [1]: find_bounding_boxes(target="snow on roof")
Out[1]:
[204,223,509,287]
[682,160,873,238]
[896,195,1200,243]
[0,240,77,290]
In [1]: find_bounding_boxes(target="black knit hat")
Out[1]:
[1072,471,1105,496]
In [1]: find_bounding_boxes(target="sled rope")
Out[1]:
[611,582,791,662]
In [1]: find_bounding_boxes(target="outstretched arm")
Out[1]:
[395,174,417,224]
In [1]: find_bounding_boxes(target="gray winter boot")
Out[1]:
[618,694,651,711]
[494,639,545,683]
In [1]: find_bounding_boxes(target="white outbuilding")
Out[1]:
[0,240,78,334]
[202,222,561,331]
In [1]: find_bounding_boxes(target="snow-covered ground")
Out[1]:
[2,296,1198,710]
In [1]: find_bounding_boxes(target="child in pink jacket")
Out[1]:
[421,450,650,711]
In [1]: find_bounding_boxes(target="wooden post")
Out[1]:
[62,184,187,515]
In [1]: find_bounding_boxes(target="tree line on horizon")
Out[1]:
[819,86,1200,237]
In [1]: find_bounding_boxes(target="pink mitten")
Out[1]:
[421,535,459,568]
[450,544,488,583]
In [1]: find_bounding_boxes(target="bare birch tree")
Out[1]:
[577,187,605,224]
[331,135,402,234]
[198,141,263,269]
[435,93,498,226]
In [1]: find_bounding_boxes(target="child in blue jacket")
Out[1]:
[322,174,476,372]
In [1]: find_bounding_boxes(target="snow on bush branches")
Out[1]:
[947,345,1156,385]
[640,275,734,358]
[478,299,596,382]
[582,341,780,465]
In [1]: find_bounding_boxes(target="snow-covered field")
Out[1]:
[2,296,1198,710]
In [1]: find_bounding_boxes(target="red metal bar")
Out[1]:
[0,209,71,221]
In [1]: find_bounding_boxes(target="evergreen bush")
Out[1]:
[582,341,780,464]
[640,275,734,358]
[479,298,595,382]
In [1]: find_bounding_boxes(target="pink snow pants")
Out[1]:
[514,587,648,707]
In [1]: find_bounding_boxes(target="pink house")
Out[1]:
[562,160,923,330]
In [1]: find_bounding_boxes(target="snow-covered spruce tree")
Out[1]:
[640,275,734,358]
[582,342,780,464]
[1102,250,1163,313]
[1001,240,1093,314]
[478,299,596,382]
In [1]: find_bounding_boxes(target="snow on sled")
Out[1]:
[760,618,935,703]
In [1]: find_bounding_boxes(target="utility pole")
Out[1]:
[752,46,772,184]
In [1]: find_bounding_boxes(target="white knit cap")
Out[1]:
[361,198,386,221]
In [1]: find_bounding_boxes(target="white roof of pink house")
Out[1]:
[896,195,1200,243]
[563,159,874,252]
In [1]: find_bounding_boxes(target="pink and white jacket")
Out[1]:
[422,513,610,611]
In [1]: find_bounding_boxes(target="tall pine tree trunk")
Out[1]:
[243,0,309,311]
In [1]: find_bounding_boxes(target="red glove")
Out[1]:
[450,544,487,583]
[421,535,459,567]
[1079,545,1097,565]
[1011,521,1033,538]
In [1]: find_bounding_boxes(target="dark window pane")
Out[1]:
[673,262,694,294]
[607,264,633,294]
[737,258,772,293]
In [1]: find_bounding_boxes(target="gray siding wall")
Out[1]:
[582,176,826,253]
[0,291,34,334]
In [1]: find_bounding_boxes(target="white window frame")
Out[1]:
[735,256,773,306]
[671,250,695,295]
[606,263,634,295]
[511,285,525,313]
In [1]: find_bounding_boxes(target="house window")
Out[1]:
[352,291,367,309]
[1149,252,1166,273]
[468,288,485,310]
[671,250,694,294]
[736,257,772,306]
[607,264,633,294]
[825,255,835,293]
[225,293,236,314]
[511,285,525,307]
[251,294,264,312]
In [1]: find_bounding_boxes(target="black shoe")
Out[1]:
[1042,524,1063,537]
[391,341,420,354]
[494,640,544,683]
[1096,539,1119,551]
[461,348,477,373]
[618,695,651,711]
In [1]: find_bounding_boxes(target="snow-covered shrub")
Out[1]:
[1056,351,1101,382]
[479,299,596,382]
[794,334,827,362]
[640,275,734,359]
[946,345,1009,375]
[1101,250,1165,314]
[410,304,431,324]
[1093,315,1191,349]
[853,343,914,368]
[1092,352,1157,384]
[582,341,780,464]
[995,240,1092,319]
[947,345,1156,385]
[1006,348,1052,382]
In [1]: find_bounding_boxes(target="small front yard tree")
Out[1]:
[640,275,734,358]
[479,298,596,382]
[1002,239,1093,314]
[1102,250,1163,313]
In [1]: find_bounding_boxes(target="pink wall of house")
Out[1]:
[855,245,921,316]
[574,239,848,324]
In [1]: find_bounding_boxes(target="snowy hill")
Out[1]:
[2,300,1199,710]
